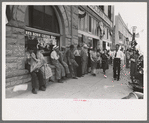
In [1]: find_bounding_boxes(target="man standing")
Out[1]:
[113,44,123,81]
[126,49,130,68]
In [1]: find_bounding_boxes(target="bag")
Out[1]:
[30,60,42,72]
[40,64,53,79]
[30,53,43,72]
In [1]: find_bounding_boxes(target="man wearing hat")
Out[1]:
[113,44,123,81]
[81,44,89,75]
[66,45,78,79]
[50,45,65,83]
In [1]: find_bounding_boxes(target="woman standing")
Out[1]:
[74,45,82,77]
[90,48,98,76]
[101,49,109,78]
[96,49,101,74]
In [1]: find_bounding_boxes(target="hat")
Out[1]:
[53,45,59,50]
[83,44,89,48]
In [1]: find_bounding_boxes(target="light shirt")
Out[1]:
[113,50,123,60]
[74,50,81,56]
[90,51,97,62]
[51,50,59,60]
[82,47,88,56]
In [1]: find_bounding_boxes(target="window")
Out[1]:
[99,6,104,11]
[89,16,92,32]
[94,19,97,35]
[27,6,60,33]
[107,28,108,39]
[108,6,111,20]
[119,31,122,40]
[84,14,88,32]
[78,17,81,30]
[81,17,85,31]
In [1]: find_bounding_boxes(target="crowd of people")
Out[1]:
[25,42,143,94]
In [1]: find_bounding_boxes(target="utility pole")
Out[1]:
[131,26,137,52]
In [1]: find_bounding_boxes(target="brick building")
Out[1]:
[114,13,132,50]
[5,5,114,88]
[78,5,114,50]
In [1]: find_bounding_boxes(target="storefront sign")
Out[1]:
[88,5,113,27]
[25,30,56,39]
[26,30,57,46]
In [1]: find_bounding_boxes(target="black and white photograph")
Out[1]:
[2,1,147,120]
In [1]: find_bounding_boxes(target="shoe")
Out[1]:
[117,78,120,81]
[62,76,66,80]
[58,79,63,83]
[72,77,78,79]
[114,78,116,80]
[49,78,54,82]
[39,86,46,91]
[92,74,96,76]
[66,74,71,78]
[43,85,46,89]
[104,75,107,78]
[32,88,37,94]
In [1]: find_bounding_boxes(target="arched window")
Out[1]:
[25,6,60,34]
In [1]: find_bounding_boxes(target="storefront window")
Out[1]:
[25,5,60,57]
[26,6,60,34]
[89,16,92,32]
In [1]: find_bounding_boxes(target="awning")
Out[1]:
[78,7,86,18]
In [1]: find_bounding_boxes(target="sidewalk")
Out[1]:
[6,65,132,99]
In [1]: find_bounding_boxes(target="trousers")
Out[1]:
[69,59,78,77]
[51,60,62,80]
[31,70,46,89]
[59,61,66,77]
[113,58,121,80]
[61,61,70,75]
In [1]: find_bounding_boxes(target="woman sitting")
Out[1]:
[27,45,52,94]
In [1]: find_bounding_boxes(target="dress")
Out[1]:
[90,51,98,74]
[101,53,109,73]
[81,48,88,75]
[74,49,82,77]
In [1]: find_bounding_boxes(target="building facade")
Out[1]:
[114,13,132,50]
[6,5,79,88]
[78,5,114,50]
[5,5,114,88]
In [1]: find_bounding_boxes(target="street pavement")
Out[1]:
[6,65,133,99]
